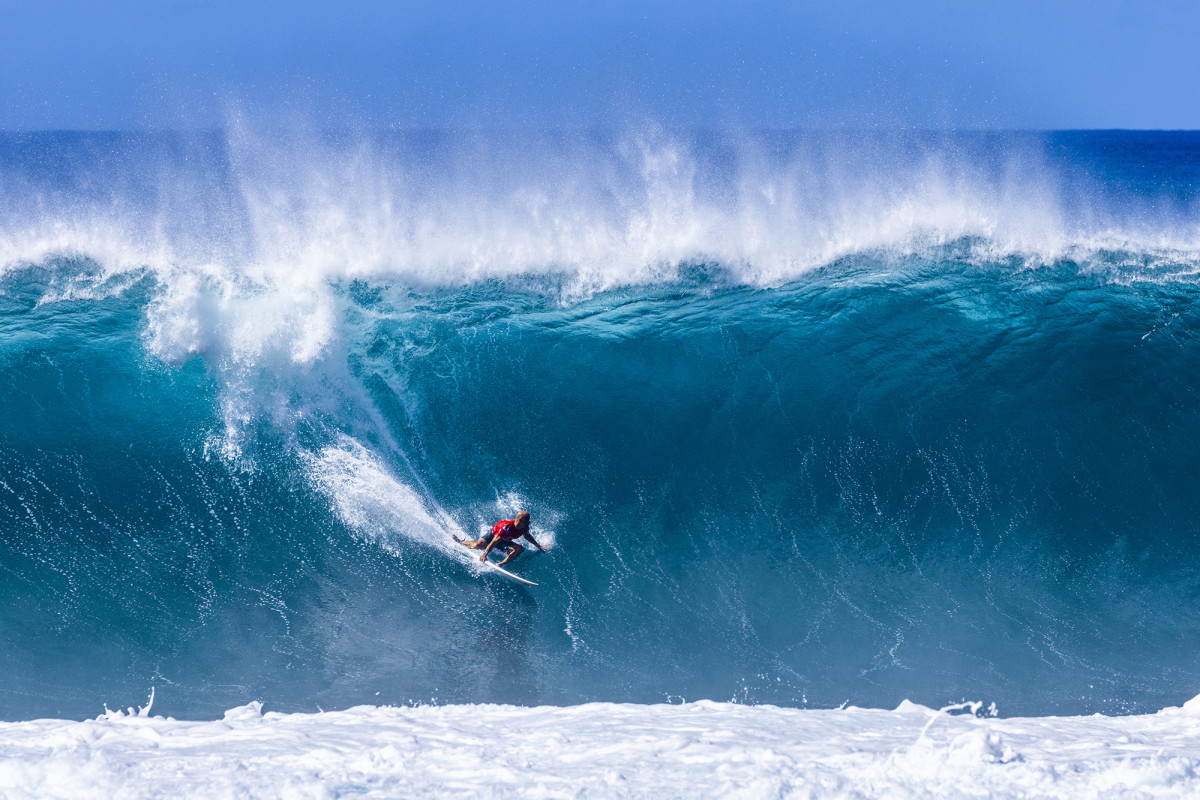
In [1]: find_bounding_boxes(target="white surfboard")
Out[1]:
[481,557,538,586]
[451,536,539,586]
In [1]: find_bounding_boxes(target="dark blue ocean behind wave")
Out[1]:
[1,129,1199,720]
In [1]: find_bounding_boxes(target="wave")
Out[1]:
[1,129,1200,720]
[7,127,1200,462]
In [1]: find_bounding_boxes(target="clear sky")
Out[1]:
[2,0,1197,130]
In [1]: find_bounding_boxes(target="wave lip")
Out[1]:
[4,129,1200,294]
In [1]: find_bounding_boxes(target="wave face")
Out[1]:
[1,128,1200,719]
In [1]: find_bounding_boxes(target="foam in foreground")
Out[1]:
[2,697,1200,799]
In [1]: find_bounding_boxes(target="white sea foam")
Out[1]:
[2,696,1199,798]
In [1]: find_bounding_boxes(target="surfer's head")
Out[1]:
[514,510,530,530]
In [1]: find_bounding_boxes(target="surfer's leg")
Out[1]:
[496,543,524,566]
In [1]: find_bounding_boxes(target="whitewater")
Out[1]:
[4,696,1200,798]
[1,126,1200,796]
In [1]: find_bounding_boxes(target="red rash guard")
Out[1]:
[492,520,521,541]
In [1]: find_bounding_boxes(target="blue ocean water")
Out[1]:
[1,128,1199,720]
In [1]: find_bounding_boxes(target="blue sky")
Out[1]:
[2,0,1197,129]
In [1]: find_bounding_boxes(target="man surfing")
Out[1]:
[454,510,544,567]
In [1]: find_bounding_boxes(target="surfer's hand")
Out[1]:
[479,553,488,562]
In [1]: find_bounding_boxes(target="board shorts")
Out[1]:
[480,533,519,555]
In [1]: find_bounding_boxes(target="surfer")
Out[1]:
[457,510,544,567]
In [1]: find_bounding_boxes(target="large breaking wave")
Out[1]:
[1,127,1199,719]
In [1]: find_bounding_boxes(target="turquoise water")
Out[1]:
[1,130,1199,719]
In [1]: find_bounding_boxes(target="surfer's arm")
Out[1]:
[480,537,498,561]
[522,532,545,551]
